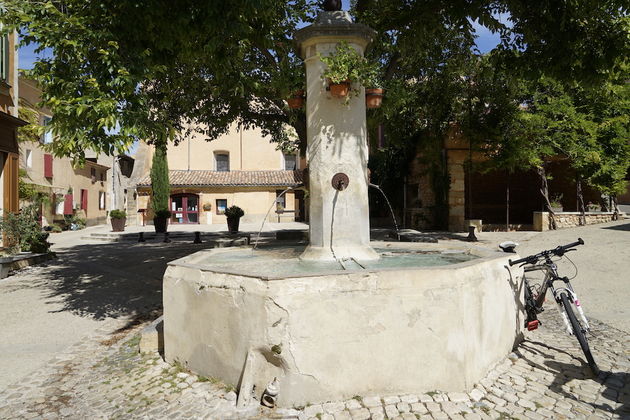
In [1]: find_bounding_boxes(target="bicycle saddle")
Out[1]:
[499,241,519,253]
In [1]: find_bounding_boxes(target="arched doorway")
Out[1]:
[170,193,199,224]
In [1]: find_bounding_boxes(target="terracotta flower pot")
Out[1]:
[287,90,305,109]
[329,81,351,98]
[365,88,384,108]
[110,217,126,232]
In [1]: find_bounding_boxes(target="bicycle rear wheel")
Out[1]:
[559,292,598,374]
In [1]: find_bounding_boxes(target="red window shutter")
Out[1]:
[44,154,53,178]
[64,194,73,215]
[81,189,88,211]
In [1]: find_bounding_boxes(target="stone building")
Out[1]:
[19,77,111,227]
[405,125,610,232]
[133,125,304,227]
[0,29,25,240]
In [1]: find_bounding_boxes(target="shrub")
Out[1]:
[110,209,127,219]
[224,205,244,218]
[154,209,172,219]
[150,142,170,214]
[0,204,51,254]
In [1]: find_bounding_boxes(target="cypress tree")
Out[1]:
[150,142,170,214]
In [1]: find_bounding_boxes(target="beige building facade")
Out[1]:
[0,30,24,238]
[135,125,304,226]
[19,77,110,227]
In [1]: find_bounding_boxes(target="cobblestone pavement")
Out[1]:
[0,306,628,420]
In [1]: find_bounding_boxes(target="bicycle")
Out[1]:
[500,238,598,374]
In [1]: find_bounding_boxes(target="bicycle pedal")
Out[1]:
[526,320,540,331]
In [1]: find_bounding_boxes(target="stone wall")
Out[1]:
[533,211,619,231]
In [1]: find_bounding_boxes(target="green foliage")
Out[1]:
[17,100,41,143]
[224,205,245,218]
[18,169,51,206]
[154,209,172,219]
[150,143,170,214]
[109,209,126,219]
[64,214,86,229]
[4,0,626,164]
[0,204,50,254]
[320,41,378,86]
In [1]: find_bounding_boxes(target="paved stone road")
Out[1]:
[0,305,627,419]
[1,220,629,419]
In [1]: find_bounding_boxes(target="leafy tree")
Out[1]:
[3,0,627,164]
[17,100,41,143]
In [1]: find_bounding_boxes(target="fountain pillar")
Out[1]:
[295,11,378,261]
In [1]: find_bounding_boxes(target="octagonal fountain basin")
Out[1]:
[163,241,525,408]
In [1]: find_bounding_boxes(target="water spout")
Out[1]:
[330,189,346,270]
[369,183,400,241]
[253,186,296,250]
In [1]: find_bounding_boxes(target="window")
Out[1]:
[25,149,32,168]
[216,199,227,215]
[41,116,53,144]
[100,171,105,182]
[91,167,96,183]
[215,153,229,172]
[276,190,286,209]
[283,154,297,170]
[0,35,8,83]
[99,191,106,210]
[54,194,65,215]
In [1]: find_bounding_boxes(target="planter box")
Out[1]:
[111,217,126,232]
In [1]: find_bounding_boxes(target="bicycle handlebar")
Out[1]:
[508,238,584,266]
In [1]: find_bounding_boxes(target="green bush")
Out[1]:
[0,204,51,254]
[150,142,170,214]
[224,205,244,218]
[109,209,127,219]
[154,209,172,218]
[64,214,86,229]
[51,224,63,233]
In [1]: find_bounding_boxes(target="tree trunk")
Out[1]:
[506,171,510,231]
[537,165,557,230]
[576,175,586,226]
[612,195,619,221]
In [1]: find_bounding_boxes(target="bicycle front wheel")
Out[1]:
[559,292,598,374]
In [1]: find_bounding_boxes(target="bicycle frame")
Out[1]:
[524,256,591,334]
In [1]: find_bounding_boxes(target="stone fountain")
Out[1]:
[162,7,524,408]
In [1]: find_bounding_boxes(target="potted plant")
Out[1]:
[320,41,376,100]
[224,205,245,233]
[286,90,305,109]
[153,209,171,233]
[109,209,127,232]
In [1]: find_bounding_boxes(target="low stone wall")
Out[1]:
[533,211,618,231]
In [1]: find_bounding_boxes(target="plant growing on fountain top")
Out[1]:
[320,41,378,99]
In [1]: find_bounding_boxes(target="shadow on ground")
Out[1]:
[602,221,630,231]
[7,238,220,332]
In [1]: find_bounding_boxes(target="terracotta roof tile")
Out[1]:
[137,170,304,188]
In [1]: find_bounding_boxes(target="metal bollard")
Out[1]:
[138,232,145,243]
[466,225,478,242]
[163,232,171,243]
[193,231,202,244]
